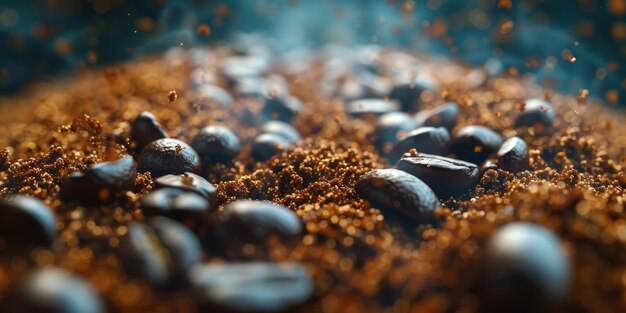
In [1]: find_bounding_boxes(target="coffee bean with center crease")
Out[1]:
[60,156,136,204]
[450,125,503,164]
[356,169,440,225]
[189,262,313,313]
[4,268,104,313]
[138,138,201,177]
[141,188,210,230]
[131,112,169,152]
[346,98,400,117]
[154,172,217,200]
[252,133,293,161]
[414,102,459,131]
[497,136,529,173]
[0,195,57,248]
[260,121,301,144]
[388,127,450,164]
[191,126,241,164]
[515,98,555,130]
[395,153,479,199]
[373,112,417,154]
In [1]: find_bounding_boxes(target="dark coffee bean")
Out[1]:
[262,95,303,123]
[130,112,169,152]
[155,172,216,200]
[189,262,313,312]
[196,85,234,108]
[414,102,459,131]
[388,75,437,112]
[497,136,529,173]
[0,195,57,248]
[141,188,209,230]
[261,121,302,144]
[191,126,241,163]
[5,268,104,313]
[346,98,399,117]
[373,112,417,154]
[209,200,302,251]
[355,169,440,225]
[252,133,293,161]
[515,98,555,129]
[480,223,570,313]
[60,156,137,204]
[450,125,503,164]
[389,127,450,163]
[395,153,479,199]
[119,216,202,287]
[138,138,201,177]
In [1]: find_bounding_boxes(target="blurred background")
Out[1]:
[0,0,624,106]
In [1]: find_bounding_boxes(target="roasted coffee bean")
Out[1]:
[388,75,437,112]
[4,268,104,313]
[141,188,209,230]
[119,216,202,287]
[209,200,302,251]
[479,159,498,176]
[191,126,241,163]
[260,121,301,144]
[480,223,570,313]
[60,156,136,204]
[497,136,529,173]
[261,95,303,123]
[130,111,168,152]
[221,56,269,82]
[515,98,555,129]
[155,172,217,200]
[450,125,503,164]
[138,138,201,177]
[346,98,399,117]
[414,102,459,131]
[196,84,234,108]
[0,194,57,248]
[389,127,450,163]
[252,133,293,161]
[395,154,479,199]
[356,169,440,225]
[373,112,417,154]
[189,262,313,312]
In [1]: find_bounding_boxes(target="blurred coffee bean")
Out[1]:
[196,85,234,108]
[261,95,303,123]
[0,195,57,248]
[5,268,104,313]
[414,102,459,131]
[388,74,437,112]
[141,188,209,230]
[479,159,498,176]
[373,112,418,154]
[119,216,202,287]
[252,133,293,162]
[395,154,479,199]
[191,126,241,163]
[221,56,269,82]
[450,125,503,164]
[155,172,217,200]
[515,98,555,130]
[189,262,313,312]
[480,223,570,313]
[497,137,530,173]
[389,127,450,163]
[356,169,440,225]
[131,112,169,152]
[138,138,201,177]
[346,98,400,117]
[260,121,302,144]
[60,156,137,204]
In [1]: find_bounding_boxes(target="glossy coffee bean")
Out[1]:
[130,111,168,152]
[60,156,136,204]
[395,154,479,199]
[119,216,202,287]
[346,98,399,117]
[252,133,293,161]
[388,75,437,112]
[414,102,459,131]
[189,262,313,312]
[261,95,303,123]
[356,169,440,225]
[389,127,450,163]
[450,125,503,164]
[260,121,301,144]
[515,98,555,129]
[196,84,234,108]
[5,268,104,313]
[141,188,209,230]
[191,126,241,163]
[480,223,570,313]
[373,112,417,154]
[0,195,57,248]
[138,138,201,177]
[497,137,529,173]
[155,172,217,200]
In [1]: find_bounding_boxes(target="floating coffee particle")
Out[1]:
[450,125,503,164]
[154,172,216,200]
[130,111,169,152]
[389,126,450,163]
[141,188,210,230]
[252,133,293,162]
[515,98,555,130]
[191,126,241,163]
[346,98,400,117]
[496,136,529,173]
[260,121,302,144]
[414,102,459,131]
[395,153,479,199]
[167,90,178,102]
[0,195,57,248]
[373,112,417,154]
[356,169,440,225]
[138,138,201,177]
